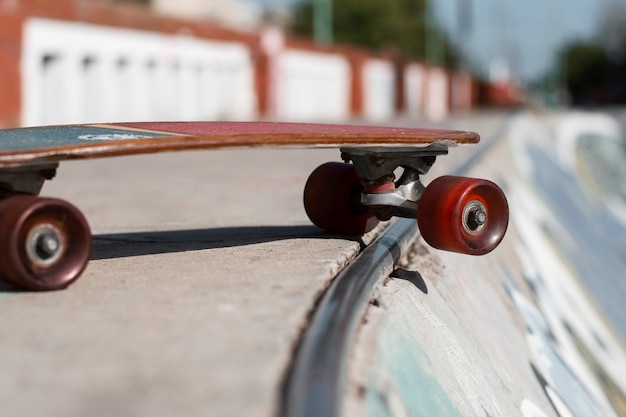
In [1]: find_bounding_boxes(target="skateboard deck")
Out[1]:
[0,122,478,167]
[0,122,508,291]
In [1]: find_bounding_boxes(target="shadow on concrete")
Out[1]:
[0,282,18,293]
[390,268,428,294]
[0,226,365,292]
[92,225,364,260]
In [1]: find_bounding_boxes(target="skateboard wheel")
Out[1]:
[0,196,91,291]
[417,176,508,255]
[303,162,379,235]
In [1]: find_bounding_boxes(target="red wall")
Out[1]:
[0,0,485,127]
[0,14,23,128]
[0,0,262,127]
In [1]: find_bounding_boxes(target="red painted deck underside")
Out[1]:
[114,121,464,138]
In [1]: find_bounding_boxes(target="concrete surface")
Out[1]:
[0,112,516,417]
[0,146,382,417]
[343,111,626,417]
[343,114,557,417]
[4,111,624,417]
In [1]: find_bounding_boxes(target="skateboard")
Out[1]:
[0,122,509,291]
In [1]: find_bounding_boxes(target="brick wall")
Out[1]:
[0,14,23,127]
[0,0,481,127]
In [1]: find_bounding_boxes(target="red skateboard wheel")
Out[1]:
[303,162,379,235]
[0,195,91,291]
[417,176,508,255]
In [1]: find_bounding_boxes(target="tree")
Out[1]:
[559,43,611,104]
[553,1,626,105]
[291,0,457,66]
[597,0,626,61]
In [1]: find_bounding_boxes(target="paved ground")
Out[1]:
[0,111,517,417]
[343,110,626,417]
[343,112,555,417]
[0,145,388,417]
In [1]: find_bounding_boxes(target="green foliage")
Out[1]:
[562,43,610,91]
[291,0,457,65]
[557,41,626,104]
[551,3,626,105]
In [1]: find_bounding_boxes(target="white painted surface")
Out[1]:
[275,49,351,122]
[425,67,449,121]
[344,112,626,417]
[21,18,256,126]
[362,59,396,122]
[507,113,626,416]
[403,63,426,118]
[152,0,262,30]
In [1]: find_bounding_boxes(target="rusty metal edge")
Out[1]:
[281,218,418,417]
[281,114,514,417]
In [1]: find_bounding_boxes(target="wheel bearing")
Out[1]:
[26,223,65,267]
[462,200,487,233]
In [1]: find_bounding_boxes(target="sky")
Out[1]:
[242,0,624,84]
[431,0,624,83]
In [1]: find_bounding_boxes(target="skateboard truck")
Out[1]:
[0,163,58,198]
[0,121,508,291]
[304,144,508,256]
[344,145,492,237]
[341,145,446,221]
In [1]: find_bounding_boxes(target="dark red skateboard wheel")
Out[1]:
[303,162,379,235]
[0,195,91,291]
[417,176,508,255]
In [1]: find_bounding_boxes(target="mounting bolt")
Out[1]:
[41,169,57,180]
[371,157,386,167]
[467,209,486,230]
[463,200,487,233]
[36,233,60,260]
[26,224,64,266]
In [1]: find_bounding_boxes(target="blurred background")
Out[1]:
[1,0,624,128]
[2,2,626,416]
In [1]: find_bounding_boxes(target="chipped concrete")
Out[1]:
[343,112,626,417]
[0,147,380,417]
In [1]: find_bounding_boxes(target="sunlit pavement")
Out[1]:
[0,111,513,417]
[1,109,625,417]
[344,108,626,417]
